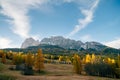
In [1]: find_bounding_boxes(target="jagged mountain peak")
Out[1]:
[21,36,106,51]
[21,37,40,48]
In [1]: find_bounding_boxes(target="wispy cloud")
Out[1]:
[68,0,99,37]
[104,39,120,49]
[0,0,100,48]
[0,0,48,39]
[0,0,99,39]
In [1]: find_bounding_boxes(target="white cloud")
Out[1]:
[0,37,18,48]
[104,39,120,49]
[68,0,99,37]
[0,0,48,39]
[0,37,11,48]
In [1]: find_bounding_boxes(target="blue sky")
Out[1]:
[0,0,120,49]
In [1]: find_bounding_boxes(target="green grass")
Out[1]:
[0,74,16,80]
[0,62,16,80]
[0,62,5,71]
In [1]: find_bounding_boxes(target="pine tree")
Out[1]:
[34,49,44,73]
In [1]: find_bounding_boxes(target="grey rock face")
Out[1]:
[83,41,106,50]
[21,36,106,50]
[41,36,83,49]
[21,37,40,48]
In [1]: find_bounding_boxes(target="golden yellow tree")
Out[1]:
[23,53,34,75]
[6,51,13,60]
[91,54,96,63]
[12,53,23,65]
[12,53,24,70]
[0,50,4,57]
[58,56,64,62]
[1,53,6,64]
[73,54,82,74]
[66,56,71,64]
[25,53,34,68]
[85,54,91,63]
[34,49,44,72]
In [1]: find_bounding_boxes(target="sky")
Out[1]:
[0,0,120,49]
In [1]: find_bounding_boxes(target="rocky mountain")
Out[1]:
[21,37,40,48]
[21,36,107,51]
[40,36,106,51]
[40,36,84,49]
[82,42,106,51]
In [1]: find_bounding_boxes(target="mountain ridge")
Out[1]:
[21,36,107,51]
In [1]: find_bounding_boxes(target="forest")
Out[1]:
[0,49,120,80]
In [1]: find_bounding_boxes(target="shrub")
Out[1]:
[84,62,116,78]
[22,66,34,75]
[115,68,120,78]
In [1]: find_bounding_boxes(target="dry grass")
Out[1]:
[14,63,120,80]
[44,63,74,76]
[0,62,119,80]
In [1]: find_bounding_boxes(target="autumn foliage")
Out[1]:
[73,54,82,74]
[34,49,44,72]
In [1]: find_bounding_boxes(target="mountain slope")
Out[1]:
[21,37,40,48]
[40,36,106,51]
[40,36,84,49]
[21,36,107,51]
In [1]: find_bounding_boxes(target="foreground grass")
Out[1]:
[0,59,119,80]
[17,63,120,80]
[0,62,16,80]
[0,74,16,80]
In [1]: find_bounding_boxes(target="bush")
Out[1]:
[22,66,34,75]
[15,64,25,70]
[115,68,120,78]
[84,62,116,78]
